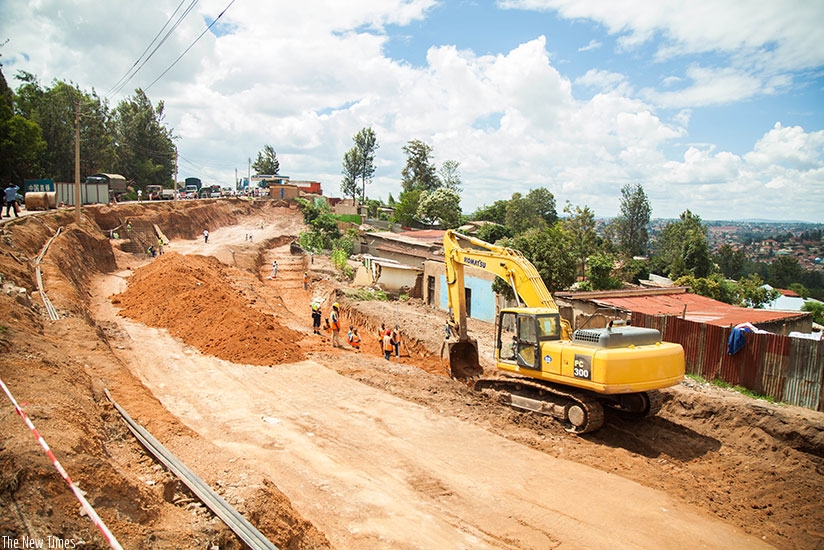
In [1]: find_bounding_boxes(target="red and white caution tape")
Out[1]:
[0,377,123,550]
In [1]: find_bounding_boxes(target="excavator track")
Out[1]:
[475,374,605,434]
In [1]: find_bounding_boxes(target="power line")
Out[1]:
[106,0,190,97]
[144,0,237,92]
[107,0,199,98]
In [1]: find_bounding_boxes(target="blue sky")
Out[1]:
[1,0,823,221]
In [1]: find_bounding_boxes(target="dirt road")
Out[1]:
[94,218,770,549]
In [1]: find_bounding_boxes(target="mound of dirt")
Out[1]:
[113,252,305,366]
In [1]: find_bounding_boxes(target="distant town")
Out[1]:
[651,219,824,273]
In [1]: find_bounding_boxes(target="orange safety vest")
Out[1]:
[331,311,340,331]
[383,333,394,352]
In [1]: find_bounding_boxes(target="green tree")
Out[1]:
[789,283,810,299]
[738,274,780,308]
[769,256,803,289]
[471,199,508,225]
[438,159,462,192]
[110,89,175,189]
[652,210,712,278]
[393,188,423,227]
[494,224,576,298]
[476,223,512,244]
[587,253,622,290]
[505,188,557,235]
[0,66,46,183]
[417,187,461,228]
[340,147,359,203]
[714,244,745,279]
[353,127,379,200]
[15,72,113,182]
[563,202,597,280]
[252,144,279,175]
[612,183,651,257]
[802,301,824,324]
[674,274,738,305]
[401,139,439,192]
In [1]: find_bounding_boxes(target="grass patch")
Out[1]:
[686,374,778,403]
[333,214,362,224]
[345,288,388,301]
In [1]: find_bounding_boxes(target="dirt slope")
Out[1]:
[1,200,823,549]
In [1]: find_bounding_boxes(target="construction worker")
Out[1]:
[382,329,394,360]
[311,303,322,334]
[157,237,164,255]
[330,302,342,348]
[348,325,361,350]
[271,260,278,278]
[392,325,402,358]
[303,271,309,290]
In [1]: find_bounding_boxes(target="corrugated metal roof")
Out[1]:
[568,291,807,327]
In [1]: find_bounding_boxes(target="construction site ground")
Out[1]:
[0,199,823,549]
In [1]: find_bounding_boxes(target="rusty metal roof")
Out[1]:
[559,289,807,327]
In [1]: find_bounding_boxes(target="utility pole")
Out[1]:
[174,147,178,201]
[74,102,81,224]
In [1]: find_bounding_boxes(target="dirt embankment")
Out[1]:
[0,200,329,549]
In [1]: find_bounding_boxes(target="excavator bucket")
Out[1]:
[448,338,483,379]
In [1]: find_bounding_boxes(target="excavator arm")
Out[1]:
[444,230,569,341]
[443,229,571,378]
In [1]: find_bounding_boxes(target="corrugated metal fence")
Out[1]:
[632,313,824,412]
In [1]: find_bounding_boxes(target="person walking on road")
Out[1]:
[203,229,209,243]
[4,183,20,218]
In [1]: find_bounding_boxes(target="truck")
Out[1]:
[443,229,685,433]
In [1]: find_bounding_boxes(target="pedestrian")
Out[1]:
[303,271,309,290]
[4,183,20,218]
[330,302,342,348]
[311,303,322,334]
[310,252,314,264]
[203,229,209,243]
[157,237,164,255]
[382,329,394,360]
[271,260,278,278]
[348,325,361,350]
[137,189,142,202]
[392,325,402,358]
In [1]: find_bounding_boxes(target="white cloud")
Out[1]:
[578,39,602,53]
[1,0,822,221]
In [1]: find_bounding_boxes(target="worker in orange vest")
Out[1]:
[382,329,394,360]
[348,325,361,350]
[330,302,342,348]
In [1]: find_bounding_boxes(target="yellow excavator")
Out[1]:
[444,229,685,433]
